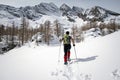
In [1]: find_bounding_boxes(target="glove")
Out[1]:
[73,44,75,46]
[59,39,62,43]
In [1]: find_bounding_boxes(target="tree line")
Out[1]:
[0,17,119,51]
[0,18,63,48]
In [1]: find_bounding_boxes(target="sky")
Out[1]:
[0,0,120,13]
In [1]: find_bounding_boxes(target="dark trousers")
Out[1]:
[64,44,71,62]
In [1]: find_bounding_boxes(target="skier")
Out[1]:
[60,31,75,65]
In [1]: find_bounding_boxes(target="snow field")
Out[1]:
[0,31,120,80]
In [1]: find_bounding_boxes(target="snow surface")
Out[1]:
[0,31,120,80]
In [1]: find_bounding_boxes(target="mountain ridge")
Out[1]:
[0,2,120,26]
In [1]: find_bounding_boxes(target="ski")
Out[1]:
[64,59,78,65]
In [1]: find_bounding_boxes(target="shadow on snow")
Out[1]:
[71,55,98,63]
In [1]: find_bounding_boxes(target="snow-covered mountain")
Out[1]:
[85,6,120,22]
[0,2,61,20]
[0,2,120,25]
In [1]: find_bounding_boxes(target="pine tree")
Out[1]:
[54,20,61,37]
[21,17,26,45]
[11,22,15,47]
[0,25,5,42]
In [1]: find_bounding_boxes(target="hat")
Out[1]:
[66,31,69,35]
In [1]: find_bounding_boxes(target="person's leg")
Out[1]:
[64,45,68,64]
[67,51,70,60]
[67,44,71,60]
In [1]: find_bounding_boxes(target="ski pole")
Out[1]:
[74,46,77,60]
[58,42,62,63]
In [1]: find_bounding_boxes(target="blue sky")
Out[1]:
[0,0,120,13]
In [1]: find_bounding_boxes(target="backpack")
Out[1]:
[63,34,71,44]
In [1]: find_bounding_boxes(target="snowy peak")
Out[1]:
[60,3,72,12]
[71,6,84,16]
[34,2,60,16]
[94,6,120,16]
[60,4,84,17]
[0,4,22,18]
[72,6,84,13]
[20,6,42,20]
[92,6,120,16]
[85,6,120,21]
[88,6,106,17]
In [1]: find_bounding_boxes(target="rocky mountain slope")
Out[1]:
[0,2,120,23]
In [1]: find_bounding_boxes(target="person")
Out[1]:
[60,31,75,65]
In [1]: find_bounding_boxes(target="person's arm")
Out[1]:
[59,38,64,42]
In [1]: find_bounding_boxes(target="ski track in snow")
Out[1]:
[51,58,93,80]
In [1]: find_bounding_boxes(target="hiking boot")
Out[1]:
[64,62,68,65]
